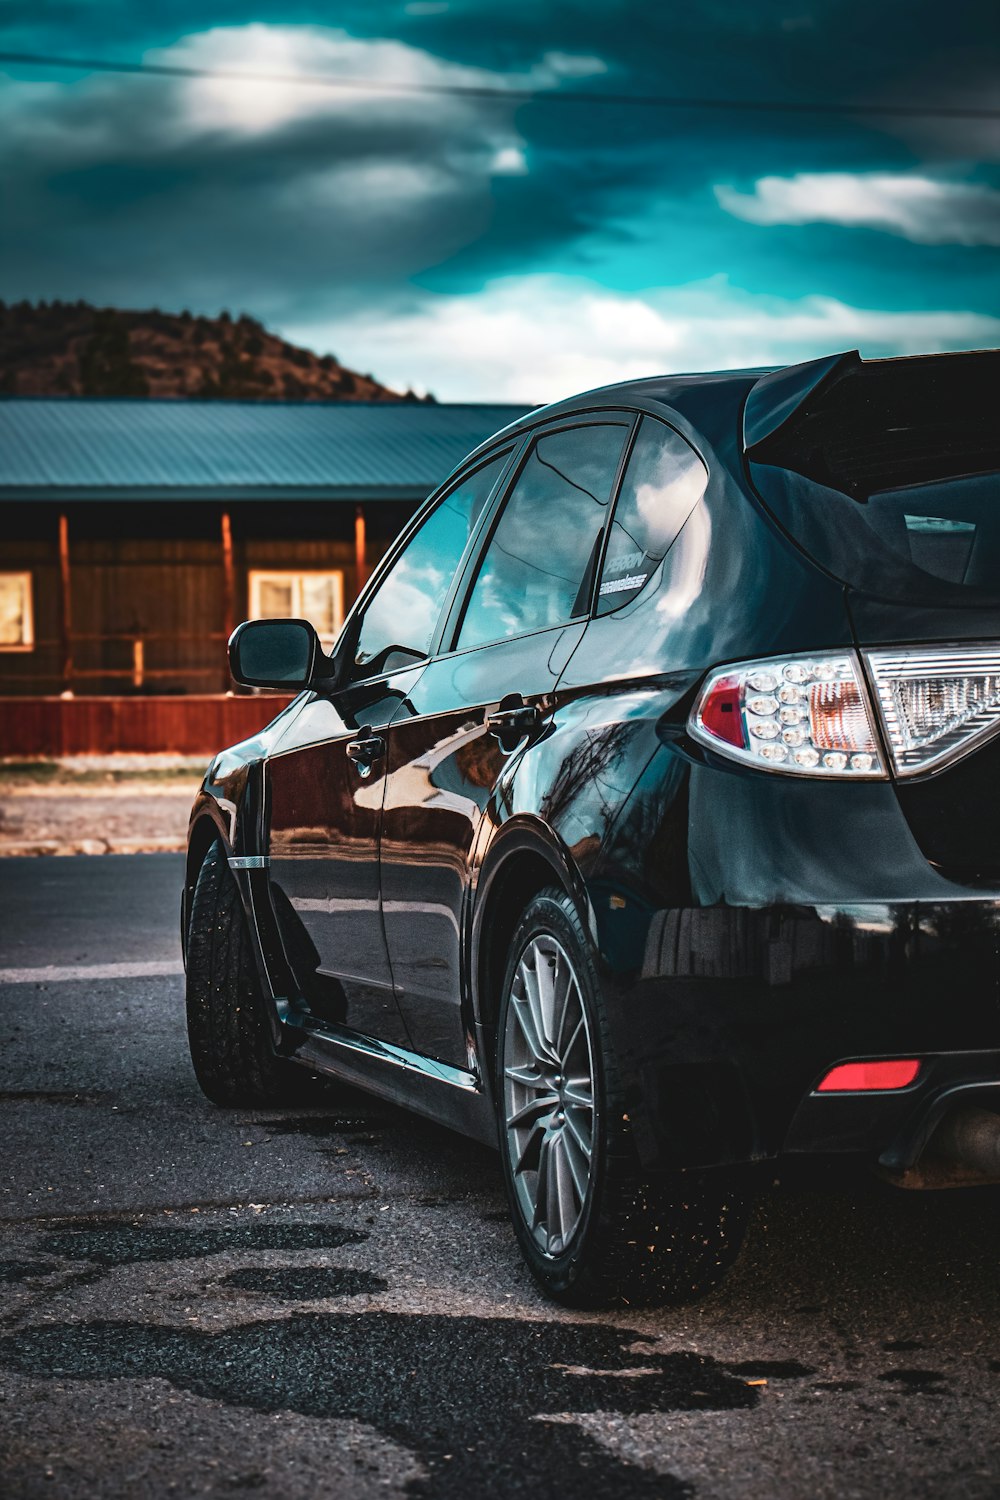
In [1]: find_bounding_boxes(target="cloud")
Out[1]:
[298,274,1000,403]
[2,10,997,400]
[715,172,1000,245]
[146,25,604,140]
[0,24,610,316]
[492,146,529,174]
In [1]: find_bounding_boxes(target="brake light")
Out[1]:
[689,652,885,777]
[698,674,743,748]
[816,1059,921,1092]
[865,644,1000,776]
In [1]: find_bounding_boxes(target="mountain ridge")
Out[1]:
[0,300,425,403]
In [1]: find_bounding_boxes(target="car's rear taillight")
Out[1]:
[689,651,886,777]
[816,1059,921,1092]
[864,644,1000,777]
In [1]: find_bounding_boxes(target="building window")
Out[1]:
[0,572,33,650]
[249,570,345,650]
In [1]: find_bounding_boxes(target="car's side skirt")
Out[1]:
[280,1009,499,1148]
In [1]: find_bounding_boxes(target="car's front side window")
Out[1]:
[454,423,629,651]
[352,451,508,680]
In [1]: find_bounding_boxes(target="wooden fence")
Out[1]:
[0,694,295,757]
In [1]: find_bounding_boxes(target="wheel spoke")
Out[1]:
[513,1115,545,1178]
[562,1076,593,1110]
[506,1092,559,1130]
[520,959,558,1065]
[510,988,547,1066]
[534,945,559,1051]
[550,1132,580,1253]
[533,1131,554,1228]
[545,1130,566,1247]
[559,1014,584,1070]
[552,960,574,1057]
[561,1125,591,1201]
[564,1104,593,1159]
[504,1061,547,1089]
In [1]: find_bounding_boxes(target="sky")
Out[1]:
[1,1,998,401]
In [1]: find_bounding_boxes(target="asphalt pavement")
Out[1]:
[1,855,999,1499]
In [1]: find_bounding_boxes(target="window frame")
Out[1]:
[439,412,639,657]
[324,400,709,693]
[0,571,34,652]
[339,445,520,689]
[249,568,346,647]
[590,413,709,618]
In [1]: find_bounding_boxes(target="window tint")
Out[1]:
[456,423,629,650]
[756,469,1000,598]
[597,417,708,614]
[353,452,507,678]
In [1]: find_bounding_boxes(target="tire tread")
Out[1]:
[185,842,302,1107]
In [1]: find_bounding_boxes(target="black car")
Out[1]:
[183,347,1000,1306]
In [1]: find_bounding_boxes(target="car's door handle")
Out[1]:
[485,695,543,752]
[346,735,385,776]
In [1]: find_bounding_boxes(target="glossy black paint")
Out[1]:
[184,356,1000,1181]
[264,671,424,1046]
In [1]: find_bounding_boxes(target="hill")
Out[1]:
[0,300,418,402]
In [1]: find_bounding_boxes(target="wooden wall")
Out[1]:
[0,499,414,700]
[0,693,296,756]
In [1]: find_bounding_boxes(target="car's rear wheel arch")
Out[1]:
[473,827,594,1071]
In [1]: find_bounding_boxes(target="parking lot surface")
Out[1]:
[1,855,998,1499]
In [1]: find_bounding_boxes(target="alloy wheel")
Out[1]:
[502,933,596,1256]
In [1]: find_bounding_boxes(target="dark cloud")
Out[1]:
[0,2,997,394]
[0,48,527,315]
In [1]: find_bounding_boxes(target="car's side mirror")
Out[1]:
[228,618,323,690]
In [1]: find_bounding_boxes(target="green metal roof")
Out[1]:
[0,398,530,502]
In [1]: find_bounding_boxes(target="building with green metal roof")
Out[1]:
[0,397,528,753]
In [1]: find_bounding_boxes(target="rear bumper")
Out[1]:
[601,897,1000,1174]
[783,1050,1000,1172]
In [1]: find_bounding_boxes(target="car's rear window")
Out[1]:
[750,465,1000,602]
[596,416,707,614]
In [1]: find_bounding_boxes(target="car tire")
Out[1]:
[496,887,749,1308]
[185,840,304,1107]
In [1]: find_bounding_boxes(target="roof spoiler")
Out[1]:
[744,348,1000,499]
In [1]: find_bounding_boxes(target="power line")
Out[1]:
[0,49,997,121]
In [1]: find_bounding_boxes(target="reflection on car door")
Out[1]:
[265,673,422,1047]
[265,448,514,1049]
[380,419,633,1070]
[379,626,584,1070]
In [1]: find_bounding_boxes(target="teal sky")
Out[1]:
[1,1,998,399]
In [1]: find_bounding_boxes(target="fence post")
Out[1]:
[354,504,367,597]
[57,512,74,696]
[220,509,235,691]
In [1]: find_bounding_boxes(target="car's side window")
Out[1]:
[454,423,630,651]
[596,417,708,614]
[352,451,508,680]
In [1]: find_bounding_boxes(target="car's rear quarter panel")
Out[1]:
[540,427,1000,1171]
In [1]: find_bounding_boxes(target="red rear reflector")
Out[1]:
[698,674,744,749]
[816,1059,921,1093]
